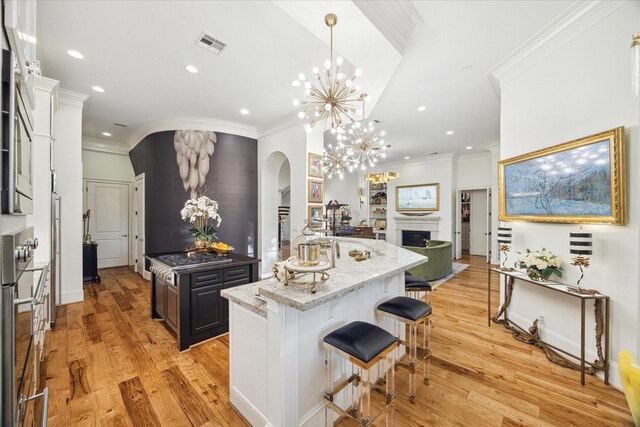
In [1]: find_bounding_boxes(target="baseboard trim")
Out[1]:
[230,386,269,427]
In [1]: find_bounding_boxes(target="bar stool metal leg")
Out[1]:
[324,349,333,427]
[424,316,430,385]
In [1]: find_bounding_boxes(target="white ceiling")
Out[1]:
[37,0,573,158]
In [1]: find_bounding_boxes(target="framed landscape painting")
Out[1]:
[396,183,439,212]
[498,127,625,224]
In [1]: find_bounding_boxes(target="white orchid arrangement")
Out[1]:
[180,195,222,242]
[516,248,563,278]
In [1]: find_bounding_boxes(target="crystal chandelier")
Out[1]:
[322,143,351,179]
[338,95,387,171]
[292,14,366,131]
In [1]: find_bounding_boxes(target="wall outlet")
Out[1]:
[293,224,299,232]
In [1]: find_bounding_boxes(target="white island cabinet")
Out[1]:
[222,238,427,427]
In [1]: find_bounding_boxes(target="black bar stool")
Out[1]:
[323,321,398,426]
[405,271,433,304]
[377,296,432,403]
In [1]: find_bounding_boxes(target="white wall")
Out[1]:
[257,125,323,276]
[324,172,363,223]
[55,90,88,304]
[498,1,639,388]
[456,151,493,188]
[82,147,135,182]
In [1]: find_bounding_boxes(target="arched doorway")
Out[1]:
[260,151,290,274]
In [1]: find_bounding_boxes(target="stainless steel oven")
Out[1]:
[1,48,33,215]
[2,227,48,427]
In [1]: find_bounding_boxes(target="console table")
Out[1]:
[487,268,609,386]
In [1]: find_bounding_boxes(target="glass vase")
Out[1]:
[526,267,552,282]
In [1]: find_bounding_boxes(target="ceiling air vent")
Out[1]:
[196,32,227,55]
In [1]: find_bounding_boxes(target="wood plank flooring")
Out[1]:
[43,255,633,426]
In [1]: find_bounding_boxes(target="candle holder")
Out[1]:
[498,226,514,271]
[567,230,598,295]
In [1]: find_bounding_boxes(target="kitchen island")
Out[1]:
[222,238,427,427]
[146,251,260,351]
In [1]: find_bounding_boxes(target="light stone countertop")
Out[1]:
[222,238,427,317]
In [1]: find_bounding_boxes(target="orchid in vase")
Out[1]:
[515,248,563,282]
[180,195,222,248]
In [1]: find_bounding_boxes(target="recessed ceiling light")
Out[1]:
[466,146,473,150]
[446,130,454,135]
[102,132,111,137]
[67,50,84,59]
[404,156,411,160]
[291,80,301,87]
[240,108,250,115]
[185,65,198,73]
[91,86,105,93]
[417,106,426,112]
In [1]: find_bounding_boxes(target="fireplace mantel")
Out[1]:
[394,215,440,244]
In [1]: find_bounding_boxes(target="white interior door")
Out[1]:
[135,174,145,276]
[486,189,492,263]
[454,190,462,259]
[86,181,129,268]
[470,189,488,256]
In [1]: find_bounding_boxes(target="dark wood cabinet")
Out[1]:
[82,243,100,282]
[149,254,259,350]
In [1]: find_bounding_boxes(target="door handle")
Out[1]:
[122,234,128,237]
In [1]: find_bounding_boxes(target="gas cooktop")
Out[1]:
[154,252,232,268]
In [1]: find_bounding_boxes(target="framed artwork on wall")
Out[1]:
[308,179,324,203]
[498,127,625,224]
[396,183,440,212]
[307,205,324,224]
[308,153,323,178]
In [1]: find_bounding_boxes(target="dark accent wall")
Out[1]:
[130,131,257,256]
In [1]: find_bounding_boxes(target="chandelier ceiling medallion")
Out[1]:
[292,13,367,132]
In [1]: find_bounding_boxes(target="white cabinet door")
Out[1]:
[5,0,38,108]
[86,181,129,268]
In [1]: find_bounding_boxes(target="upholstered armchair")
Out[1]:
[402,240,453,282]
[619,350,640,426]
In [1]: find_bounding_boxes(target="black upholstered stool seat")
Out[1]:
[405,280,432,291]
[377,296,432,322]
[323,321,397,363]
[404,272,423,283]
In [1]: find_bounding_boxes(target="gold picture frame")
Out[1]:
[307,205,324,224]
[308,153,323,178]
[308,179,324,203]
[396,183,440,212]
[498,127,625,224]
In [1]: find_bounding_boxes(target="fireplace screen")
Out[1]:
[402,230,431,247]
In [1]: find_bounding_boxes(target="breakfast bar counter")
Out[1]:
[221,238,427,427]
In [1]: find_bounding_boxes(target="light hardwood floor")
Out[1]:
[43,255,633,426]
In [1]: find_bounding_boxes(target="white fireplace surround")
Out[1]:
[394,215,440,245]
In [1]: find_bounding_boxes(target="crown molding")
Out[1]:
[456,151,492,163]
[487,0,628,99]
[128,117,258,150]
[59,88,89,107]
[381,152,457,170]
[257,113,302,140]
[35,77,59,93]
[83,137,130,155]
[353,0,423,54]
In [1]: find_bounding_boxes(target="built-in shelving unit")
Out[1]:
[369,182,388,240]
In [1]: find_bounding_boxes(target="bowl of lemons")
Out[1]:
[211,241,235,256]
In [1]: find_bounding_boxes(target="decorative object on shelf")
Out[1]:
[396,183,439,212]
[374,219,387,230]
[357,219,368,226]
[337,95,388,170]
[515,248,562,281]
[372,207,387,216]
[308,153,323,178]
[370,191,386,206]
[632,32,640,97]
[568,229,597,295]
[339,205,352,225]
[308,179,324,203]
[82,209,92,243]
[323,143,351,179]
[498,127,626,224]
[180,194,222,250]
[308,205,324,224]
[497,226,513,271]
[174,130,216,198]
[291,13,366,131]
[365,171,399,184]
[358,187,365,208]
